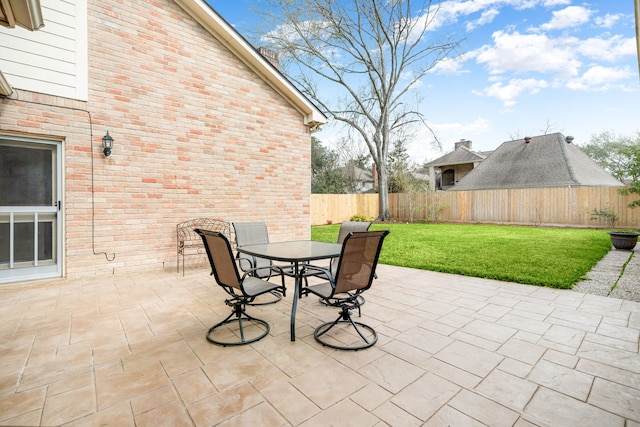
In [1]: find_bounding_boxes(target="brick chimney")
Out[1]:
[257,47,280,70]
[454,139,472,150]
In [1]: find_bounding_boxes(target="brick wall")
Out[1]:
[0,0,313,278]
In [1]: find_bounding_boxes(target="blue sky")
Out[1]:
[209,0,639,164]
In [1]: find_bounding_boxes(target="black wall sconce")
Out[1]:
[102,131,113,156]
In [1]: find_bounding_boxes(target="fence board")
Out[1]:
[311,193,379,225]
[311,187,640,228]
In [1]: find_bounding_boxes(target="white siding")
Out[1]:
[0,0,87,100]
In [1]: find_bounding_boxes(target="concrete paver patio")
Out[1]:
[1,264,639,426]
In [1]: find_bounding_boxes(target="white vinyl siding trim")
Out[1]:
[74,0,87,98]
[0,0,87,100]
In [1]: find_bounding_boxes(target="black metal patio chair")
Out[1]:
[195,228,285,346]
[232,221,291,304]
[319,221,372,307]
[301,230,390,350]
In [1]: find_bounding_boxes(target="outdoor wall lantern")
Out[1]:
[102,131,113,157]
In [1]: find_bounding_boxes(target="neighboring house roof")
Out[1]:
[341,165,374,185]
[451,133,624,191]
[411,171,429,181]
[350,167,374,183]
[424,145,487,167]
[178,0,327,128]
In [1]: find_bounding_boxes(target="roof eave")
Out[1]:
[452,182,625,191]
[0,0,44,30]
[635,0,640,81]
[0,70,13,96]
[426,159,482,167]
[175,0,327,128]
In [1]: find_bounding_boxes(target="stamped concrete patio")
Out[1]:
[1,263,639,426]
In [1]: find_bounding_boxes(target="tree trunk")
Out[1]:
[377,163,391,221]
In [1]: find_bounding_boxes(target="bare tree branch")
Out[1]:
[258,0,462,220]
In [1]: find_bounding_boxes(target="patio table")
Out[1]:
[236,240,342,341]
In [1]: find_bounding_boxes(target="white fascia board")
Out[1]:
[175,0,327,128]
[0,69,14,96]
[74,0,88,100]
[635,0,640,81]
[7,0,44,30]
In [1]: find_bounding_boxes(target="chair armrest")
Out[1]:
[301,264,334,282]
[240,264,285,281]
[236,252,256,270]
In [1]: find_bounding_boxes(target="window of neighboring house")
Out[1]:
[442,169,455,186]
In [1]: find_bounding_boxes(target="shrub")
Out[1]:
[590,206,618,228]
[350,214,374,222]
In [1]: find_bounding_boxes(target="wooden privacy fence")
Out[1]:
[311,193,379,225]
[311,187,640,228]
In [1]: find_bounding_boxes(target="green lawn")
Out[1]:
[311,223,612,289]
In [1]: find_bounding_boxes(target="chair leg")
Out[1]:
[246,290,283,306]
[206,299,270,346]
[319,293,365,316]
[313,306,377,351]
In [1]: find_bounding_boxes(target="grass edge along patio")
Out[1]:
[312,223,612,289]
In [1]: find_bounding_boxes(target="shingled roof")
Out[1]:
[451,133,623,191]
[424,145,487,167]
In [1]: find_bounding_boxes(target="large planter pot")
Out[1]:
[608,232,639,250]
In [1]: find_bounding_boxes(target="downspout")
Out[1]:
[635,0,640,82]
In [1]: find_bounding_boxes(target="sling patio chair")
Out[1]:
[195,228,285,346]
[301,230,390,351]
[337,221,372,245]
[318,220,372,308]
[232,221,291,305]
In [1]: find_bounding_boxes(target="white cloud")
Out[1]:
[473,78,549,106]
[594,13,623,28]
[469,21,637,105]
[400,70,427,89]
[466,8,500,31]
[539,6,592,31]
[428,56,469,75]
[474,31,580,77]
[542,0,571,6]
[408,79,425,90]
[566,65,633,90]
[416,0,579,35]
[264,20,330,44]
[576,35,637,62]
[423,0,538,32]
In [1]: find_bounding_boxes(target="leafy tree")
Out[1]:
[619,143,640,208]
[580,131,640,181]
[581,131,640,209]
[387,139,412,193]
[259,0,460,220]
[387,139,429,221]
[387,139,428,193]
[352,154,372,171]
[311,136,346,193]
